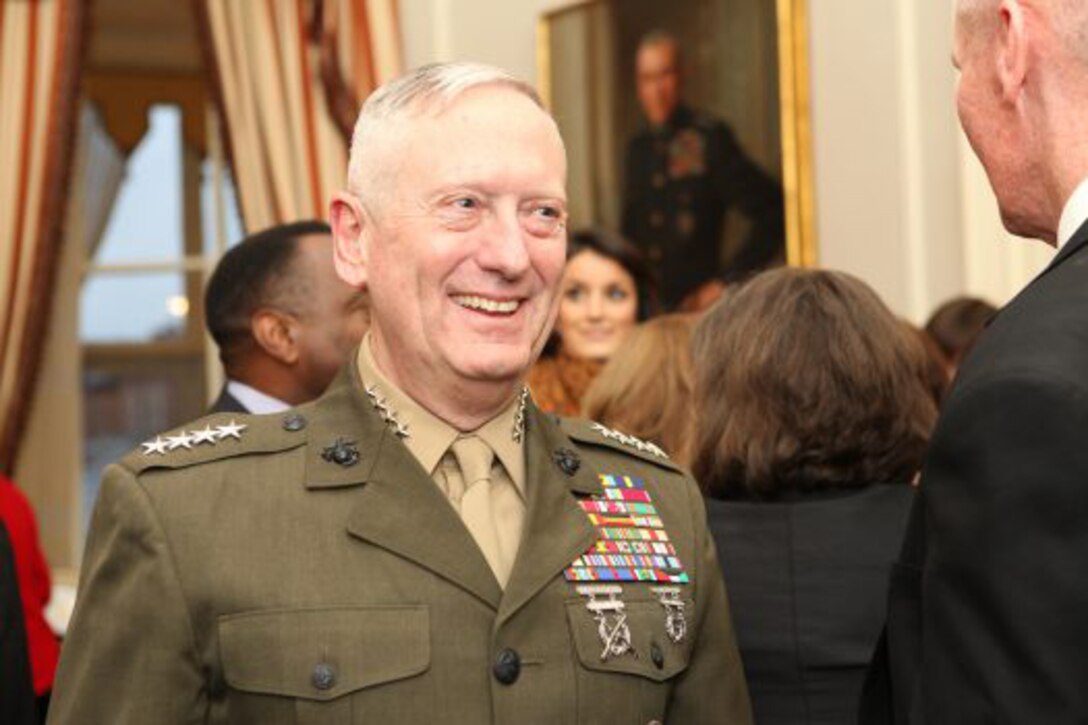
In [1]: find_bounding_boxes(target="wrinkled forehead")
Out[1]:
[349,83,564,200]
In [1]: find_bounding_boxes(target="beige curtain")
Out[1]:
[0,0,86,474]
[78,104,127,260]
[194,0,403,231]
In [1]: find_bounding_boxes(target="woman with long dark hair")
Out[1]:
[528,227,656,415]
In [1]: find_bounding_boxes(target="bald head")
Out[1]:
[953,0,1088,242]
[957,0,1088,64]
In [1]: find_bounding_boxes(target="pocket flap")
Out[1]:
[565,597,694,682]
[218,605,429,701]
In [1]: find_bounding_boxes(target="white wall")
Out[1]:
[808,0,1052,321]
[400,0,576,80]
[398,0,1056,322]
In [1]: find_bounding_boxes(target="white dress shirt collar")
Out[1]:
[1057,177,1088,250]
[226,380,290,415]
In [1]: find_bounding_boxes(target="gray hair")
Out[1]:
[346,62,546,199]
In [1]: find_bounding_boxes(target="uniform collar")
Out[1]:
[355,334,526,497]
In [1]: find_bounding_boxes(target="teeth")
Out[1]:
[453,295,520,314]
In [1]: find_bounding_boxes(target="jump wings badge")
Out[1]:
[577,584,634,661]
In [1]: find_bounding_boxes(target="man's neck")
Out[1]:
[366,336,521,432]
[650,103,687,131]
[1057,176,1088,250]
[231,358,307,407]
[1036,72,1088,244]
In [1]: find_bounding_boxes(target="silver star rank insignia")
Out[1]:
[166,433,194,450]
[216,420,247,440]
[141,436,169,456]
[189,426,218,445]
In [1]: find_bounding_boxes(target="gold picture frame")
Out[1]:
[538,0,817,269]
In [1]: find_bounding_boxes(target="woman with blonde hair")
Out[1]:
[582,314,697,465]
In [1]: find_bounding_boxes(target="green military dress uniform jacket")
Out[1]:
[49,365,752,724]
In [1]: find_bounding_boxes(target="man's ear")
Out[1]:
[330,192,371,288]
[997,0,1028,104]
[250,309,300,365]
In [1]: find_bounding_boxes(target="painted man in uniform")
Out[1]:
[623,31,784,310]
[48,63,752,724]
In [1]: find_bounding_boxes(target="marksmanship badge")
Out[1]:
[577,584,634,661]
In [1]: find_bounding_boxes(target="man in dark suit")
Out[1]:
[622,31,783,310]
[204,221,369,414]
[863,1,1088,722]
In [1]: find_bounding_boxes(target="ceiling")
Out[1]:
[88,0,204,75]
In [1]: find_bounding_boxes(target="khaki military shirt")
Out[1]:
[49,362,752,724]
[356,336,527,586]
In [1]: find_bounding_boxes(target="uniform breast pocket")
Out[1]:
[218,605,431,725]
[565,596,695,725]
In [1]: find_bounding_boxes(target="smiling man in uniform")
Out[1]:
[48,63,751,724]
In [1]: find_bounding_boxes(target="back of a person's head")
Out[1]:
[904,320,951,407]
[581,314,697,465]
[691,267,938,499]
[205,220,331,370]
[924,295,997,369]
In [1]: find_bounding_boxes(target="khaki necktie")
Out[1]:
[449,436,513,587]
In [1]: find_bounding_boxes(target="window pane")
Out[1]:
[82,355,207,533]
[201,156,246,254]
[80,272,189,343]
[95,105,184,264]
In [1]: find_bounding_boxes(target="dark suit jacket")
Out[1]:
[208,386,249,415]
[862,221,1088,724]
[708,485,913,725]
[0,522,36,725]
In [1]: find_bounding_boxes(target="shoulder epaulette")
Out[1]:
[119,411,308,475]
[558,418,683,473]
